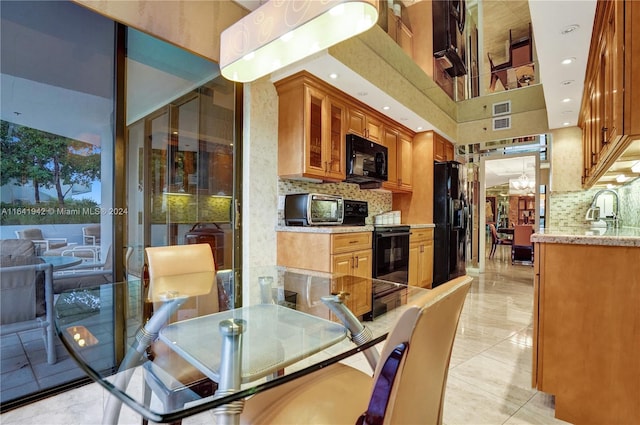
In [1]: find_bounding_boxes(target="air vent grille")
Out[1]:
[492,116,511,130]
[492,101,511,116]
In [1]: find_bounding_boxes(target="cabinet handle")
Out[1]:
[349,240,358,244]
[324,161,328,172]
[354,256,359,268]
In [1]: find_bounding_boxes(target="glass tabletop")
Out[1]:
[39,255,84,270]
[53,266,431,424]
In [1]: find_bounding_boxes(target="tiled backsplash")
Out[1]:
[548,178,640,228]
[277,178,393,225]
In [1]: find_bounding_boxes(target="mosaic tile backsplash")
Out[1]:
[548,178,640,229]
[151,193,232,223]
[277,178,393,225]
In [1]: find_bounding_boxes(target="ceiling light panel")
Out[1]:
[220,0,378,82]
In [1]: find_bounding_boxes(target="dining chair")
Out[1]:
[488,223,512,260]
[141,243,223,425]
[511,225,534,265]
[240,275,473,425]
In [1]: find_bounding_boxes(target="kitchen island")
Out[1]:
[531,227,640,424]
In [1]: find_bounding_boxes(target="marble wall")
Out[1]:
[548,178,640,228]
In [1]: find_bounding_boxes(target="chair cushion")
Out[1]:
[240,363,372,425]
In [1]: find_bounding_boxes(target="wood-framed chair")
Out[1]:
[141,244,223,425]
[240,275,473,425]
[511,224,534,265]
[489,223,512,260]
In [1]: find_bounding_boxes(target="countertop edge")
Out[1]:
[275,223,435,233]
[532,231,640,247]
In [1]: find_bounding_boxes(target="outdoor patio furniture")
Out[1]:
[15,228,68,255]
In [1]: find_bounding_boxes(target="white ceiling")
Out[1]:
[242,0,597,134]
[485,156,535,188]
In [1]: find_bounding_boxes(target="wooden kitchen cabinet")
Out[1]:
[382,127,413,192]
[408,228,433,288]
[347,107,383,143]
[434,132,455,162]
[277,231,372,317]
[580,0,640,187]
[275,73,346,182]
[533,241,640,424]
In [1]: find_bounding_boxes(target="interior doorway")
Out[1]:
[478,153,540,271]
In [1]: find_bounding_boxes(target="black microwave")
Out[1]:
[345,134,388,184]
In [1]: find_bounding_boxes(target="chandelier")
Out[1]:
[510,163,535,191]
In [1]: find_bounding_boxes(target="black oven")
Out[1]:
[365,225,410,320]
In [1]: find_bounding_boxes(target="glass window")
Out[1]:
[124,30,236,280]
[1,0,115,407]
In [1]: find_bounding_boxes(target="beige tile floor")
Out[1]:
[1,257,571,425]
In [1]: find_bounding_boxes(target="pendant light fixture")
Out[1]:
[510,163,535,191]
[220,0,378,83]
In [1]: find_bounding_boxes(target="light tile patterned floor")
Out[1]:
[1,259,571,424]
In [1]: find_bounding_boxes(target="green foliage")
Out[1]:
[0,199,101,225]
[1,120,101,206]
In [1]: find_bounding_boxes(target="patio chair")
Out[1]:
[15,228,68,255]
[53,245,113,294]
[82,224,101,245]
[0,260,57,364]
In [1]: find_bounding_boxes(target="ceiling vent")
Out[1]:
[492,116,512,131]
[492,100,511,116]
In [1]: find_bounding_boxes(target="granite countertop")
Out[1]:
[531,227,640,247]
[276,225,375,233]
[410,223,435,229]
[276,223,435,233]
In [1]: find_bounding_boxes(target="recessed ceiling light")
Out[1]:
[416,126,423,130]
[562,98,572,103]
[616,174,628,183]
[561,80,575,86]
[382,106,390,110]
[329,73,338,79]
[561,24,580,35]
[561,57,576,65]
[562,122,571,126]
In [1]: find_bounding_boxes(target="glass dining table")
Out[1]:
[53,266,431,425]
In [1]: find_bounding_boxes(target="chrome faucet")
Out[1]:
[588,189,620,227]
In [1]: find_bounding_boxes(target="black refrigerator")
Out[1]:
[433,161,467,287]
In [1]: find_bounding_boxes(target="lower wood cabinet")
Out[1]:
[408,228,433,288]
[533,241,640,424]
[277,231,373,317]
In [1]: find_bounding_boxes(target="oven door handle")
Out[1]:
[376,232,411,238]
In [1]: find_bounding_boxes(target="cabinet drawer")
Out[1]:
[332,232,372,253]
[410,228,433,244]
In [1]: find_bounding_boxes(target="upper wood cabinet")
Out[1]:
[347,107,383,143]
[434,132,455,162]
[382,127,413,192]
[275,73,346,182]
[580,0,640,187]
[275,71,416,191]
